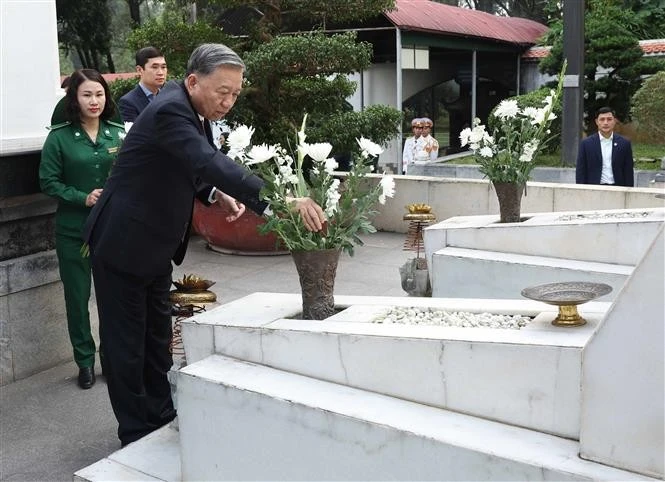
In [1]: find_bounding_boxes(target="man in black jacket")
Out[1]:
[84,43,325,447]
[118,46,167,122]
[576,107,634,187]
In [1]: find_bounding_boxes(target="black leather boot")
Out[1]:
[78,366,96,389]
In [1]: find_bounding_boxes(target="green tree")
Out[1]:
[458,0,559,24]
[204,0,401,153]
[126,12,232,78]
[539,0,665,132]
[56,0,116,72]
[621,0,665,39]
[631,71,665,143]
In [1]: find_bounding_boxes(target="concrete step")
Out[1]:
[74,423,180,481]
[181,293,611,439]
[431,246,632,299]
[423,208,665,267]
[172,354,655,481]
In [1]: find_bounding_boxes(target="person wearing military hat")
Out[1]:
[39,69,125,390]
[420,117,440,161]
[402,118,425,174]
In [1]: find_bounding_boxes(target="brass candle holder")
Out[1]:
[521,281,612,327]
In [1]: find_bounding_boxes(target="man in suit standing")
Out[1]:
[576,107,634,187]
[118,46,167,122]
[84,43,326,447]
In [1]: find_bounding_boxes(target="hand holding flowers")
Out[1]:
[226,115,396,255]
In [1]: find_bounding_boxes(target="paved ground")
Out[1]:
[1,232,411,482]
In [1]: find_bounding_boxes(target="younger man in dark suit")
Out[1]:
[118,46,167,122]
[576,107,634,187]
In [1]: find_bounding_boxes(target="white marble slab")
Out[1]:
[423,207,665,269]
[74,425,181,482]
[580,226,665,478]
[431,246,631,299]
[176,355,656,481]
[181,293,611,438]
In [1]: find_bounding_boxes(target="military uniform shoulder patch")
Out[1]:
[47,121,71,131]
[107,120,125,129]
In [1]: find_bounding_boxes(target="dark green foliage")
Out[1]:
[109,76,139,103]
[539,0,665,132]
[631,71,665,144]
[226,31,400,151]
[488,87,563,154]
[126,13,232,77]
[310,105,404,156]
[56,0,115,72]
[206,0,396,24]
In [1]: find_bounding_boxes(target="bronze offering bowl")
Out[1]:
[521,281,612,327]
[172,274,216,292]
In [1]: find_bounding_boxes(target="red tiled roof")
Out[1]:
[59,72,138,84]
[385,0,548,46]
[640,39,665,55]
[522,39,665,59]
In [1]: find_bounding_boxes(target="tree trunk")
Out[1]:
[127,0,142,26]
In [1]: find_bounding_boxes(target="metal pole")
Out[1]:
[396,28,404,175]
[471,50,477,122]
[561,0,585,167]
[516,53,521,95]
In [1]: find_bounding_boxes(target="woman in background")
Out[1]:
[40,69,125,389]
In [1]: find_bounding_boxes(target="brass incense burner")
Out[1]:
[170,274,217,304]
[521,281,612,327]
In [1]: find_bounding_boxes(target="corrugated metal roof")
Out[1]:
[384,0,548,46]
[522,39,665,59]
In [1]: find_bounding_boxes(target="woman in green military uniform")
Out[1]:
[40,69,125,389]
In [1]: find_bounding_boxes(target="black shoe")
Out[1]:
[78,366,96,389]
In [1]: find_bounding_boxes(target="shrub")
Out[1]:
[109,76,139,104]
[488,87,562,153]
[631,71,665,144]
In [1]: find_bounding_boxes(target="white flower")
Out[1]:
[307,142,333,163]
[459,127,472,147]
[278,164,298,184]
[356,137,383,158]
[124,122,133,133]
[378,176,395,204]
[325,179,341,216]
[479,146,494,158]
[245,144,278,165]
[297,114,308,146]
[494,100,519,120]
[226,124,255,152]
[522,107,539,122]
[324,157,338,174]
[519,139,539,163]
[469,125,486,144]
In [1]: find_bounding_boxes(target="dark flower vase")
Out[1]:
[291,249,341,320]
[492,182,525,223]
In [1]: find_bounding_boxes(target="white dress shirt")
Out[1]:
[599,133,615,184]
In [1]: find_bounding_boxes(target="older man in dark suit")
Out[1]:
[576,107,634,187]
[118,46,167,122]
[84,43,325,447]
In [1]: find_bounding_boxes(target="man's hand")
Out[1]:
[288,197,326,232]
[214,190,246,222]
[85,188,103,207]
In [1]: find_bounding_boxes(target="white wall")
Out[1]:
[1,0,62,155]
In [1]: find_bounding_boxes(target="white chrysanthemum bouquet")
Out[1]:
[226,115,395,255]
[459,63,565,185]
